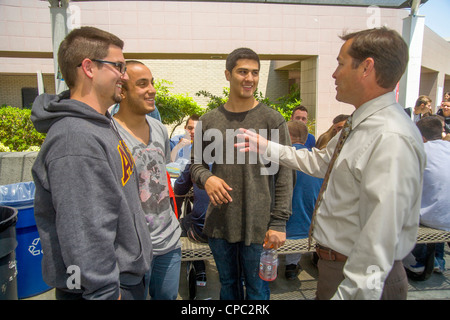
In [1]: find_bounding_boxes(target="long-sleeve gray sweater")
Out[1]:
[190,103,293,245]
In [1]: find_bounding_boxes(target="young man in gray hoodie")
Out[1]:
[31,27,152,300]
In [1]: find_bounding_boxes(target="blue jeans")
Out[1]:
[412,242,446,269]
[208,238,270,300]
[145,247,181,300]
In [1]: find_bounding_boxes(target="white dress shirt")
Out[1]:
[265,92,426,299]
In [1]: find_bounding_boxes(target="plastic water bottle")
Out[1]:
[259,249,278,281]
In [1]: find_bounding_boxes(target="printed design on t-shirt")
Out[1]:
[132,143,170,219]
[117,140,135,186]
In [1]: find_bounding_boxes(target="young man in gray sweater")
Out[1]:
[31,27,152,300]
[190,48,293,300]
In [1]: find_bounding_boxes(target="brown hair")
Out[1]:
[226,48,260,73]
[121,60,146,91]
[287,120,308,144]
[415,95,432,108]
[58,26,124,88]
[340,27,408,90]
[186,114,200,126]
[333,114,350,124]
[416,116,444,141]
[292,105,308,115]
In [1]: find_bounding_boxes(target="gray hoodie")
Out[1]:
[31,91,152,300]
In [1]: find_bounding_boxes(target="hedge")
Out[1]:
[0,105,45,152]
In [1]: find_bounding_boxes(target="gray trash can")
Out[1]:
[0,205,18,300]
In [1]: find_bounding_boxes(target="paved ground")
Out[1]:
[178,248,450,301]
[26,246,450,300]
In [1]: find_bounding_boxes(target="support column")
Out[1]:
[49,0,70,94]
[398,11,425,116]
[435,73,445,111]
[300,56,318,134]
[36,71,45,95]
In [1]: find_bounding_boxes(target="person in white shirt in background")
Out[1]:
[236,27,426,300]
[404,95,432,122]
[437,101,450,139]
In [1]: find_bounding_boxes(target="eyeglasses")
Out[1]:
[92,59,127,75]
[77,59,127,75]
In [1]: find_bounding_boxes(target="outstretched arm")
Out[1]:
[235,128,269,154]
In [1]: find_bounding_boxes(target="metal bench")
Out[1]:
[180,225,450,299]
[181,225,450,261]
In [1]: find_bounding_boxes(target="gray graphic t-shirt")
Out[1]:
[113,116,181,255]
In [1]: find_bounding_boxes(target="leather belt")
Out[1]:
[315,244,347,262]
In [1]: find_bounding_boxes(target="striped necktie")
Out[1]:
[308,115,353,249]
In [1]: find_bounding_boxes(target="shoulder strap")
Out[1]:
[166,170,178,219]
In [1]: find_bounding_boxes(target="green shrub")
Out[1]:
[196,88,229,112]
[196,84,315,133]
[155,80,205,137]
[197,84,301,121]
[0,105,45,152]
[0,142,11,152]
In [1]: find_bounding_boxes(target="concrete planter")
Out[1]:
[0,152,38,185]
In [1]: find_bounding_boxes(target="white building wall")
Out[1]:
[2,1,449,137]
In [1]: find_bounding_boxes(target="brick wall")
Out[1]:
[139,59,289,109]
[0,74,55,109]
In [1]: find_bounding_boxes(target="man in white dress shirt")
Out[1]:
[237,27,426,299]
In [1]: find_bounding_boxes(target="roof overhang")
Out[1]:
[66,0,427,9]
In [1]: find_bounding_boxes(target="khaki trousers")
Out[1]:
[316,260,408,300]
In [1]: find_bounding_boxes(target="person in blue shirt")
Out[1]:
[148,105,162,121]
[284,120,323,280]
[170,114,200,162]
[174,163,209,244]
[404,116,450,276]
[110,103,162,121]
[174,163,211,286]
[290,105,316,150]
